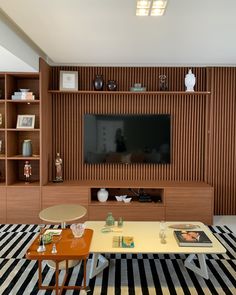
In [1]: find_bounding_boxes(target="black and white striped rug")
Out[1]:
[0,224,235,295]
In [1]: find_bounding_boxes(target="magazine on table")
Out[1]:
[174,230,212,247]
[112,236,134,248]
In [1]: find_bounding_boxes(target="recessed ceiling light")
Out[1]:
[136,0,168,16]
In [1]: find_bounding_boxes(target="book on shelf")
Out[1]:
[112,236,134,248]
[173,230,212,247]
[11,92,35,100]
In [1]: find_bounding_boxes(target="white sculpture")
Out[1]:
[185,69,196,92]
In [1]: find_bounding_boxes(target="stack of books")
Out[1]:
[11,92,35,100]
[174,230,212,247]
[112,236,134,248]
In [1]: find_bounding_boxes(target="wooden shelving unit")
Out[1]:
[0,62,51,223]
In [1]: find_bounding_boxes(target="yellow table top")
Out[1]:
[85,221,226,254]
[39,204,87,223]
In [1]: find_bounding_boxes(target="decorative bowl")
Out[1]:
[115,196,123,201]
[19,88,30,92]
[70,223,86,238]
[123,197,132,203]
[115,195,127,201]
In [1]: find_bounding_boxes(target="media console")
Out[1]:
[42,181,213,225]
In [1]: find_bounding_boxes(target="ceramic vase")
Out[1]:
[107,80,117,91]
[22,139,32,157]
[185,69,196,92]
[97,188,109,202]
[94,75,104,91]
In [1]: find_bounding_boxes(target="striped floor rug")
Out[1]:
[0,224,235,295]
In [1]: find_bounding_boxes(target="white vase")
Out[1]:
[185,69,196,92]
[97,188,109,202]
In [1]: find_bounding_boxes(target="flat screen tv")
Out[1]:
[84,114,171,164]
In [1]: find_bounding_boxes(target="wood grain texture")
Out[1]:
[165,187,213,225]
[88,204,165,221]
[51,92,208,182]
[6,187,41,224]
[0,187,6,223]
[207,67,236,215]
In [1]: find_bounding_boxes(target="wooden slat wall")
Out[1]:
[207,68,236,214]
[51,66,208,183]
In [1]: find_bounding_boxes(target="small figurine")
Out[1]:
[24,160,32,183]
[53,152,63,182]
[159,74,168,91]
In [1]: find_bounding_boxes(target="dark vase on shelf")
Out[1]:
[93,75,104,91]
[107,80,117,91]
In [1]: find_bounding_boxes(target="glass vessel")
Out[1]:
[106,212,115,226]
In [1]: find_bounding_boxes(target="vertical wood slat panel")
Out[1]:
[207,68,236,214]
[52,92,206,182]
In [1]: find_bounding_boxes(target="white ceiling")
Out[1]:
[0,0,236,66]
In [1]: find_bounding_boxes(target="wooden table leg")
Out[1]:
[38,260,42,289]
[55,261,59,295]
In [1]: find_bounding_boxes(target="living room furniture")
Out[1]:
[1,62,236,224]
[85,221,226,280]
[39,204,87,228]
[26,228,93,295]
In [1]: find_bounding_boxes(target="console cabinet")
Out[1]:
[6,187,41,224]
[165,186,213,224]
[42,181,213,224]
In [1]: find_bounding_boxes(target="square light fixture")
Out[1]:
[136,0,168,16]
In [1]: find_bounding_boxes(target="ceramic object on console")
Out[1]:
[97,188,109,202]
[185,69,196,92]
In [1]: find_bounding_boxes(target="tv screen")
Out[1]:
[84,114,171,164]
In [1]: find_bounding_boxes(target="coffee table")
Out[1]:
[39,204,87,228]
[39,204,87,269]
[26,228,93,295]
[85,221,226,280]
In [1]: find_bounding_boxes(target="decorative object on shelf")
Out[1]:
[130,83,146,92]
[0,113,2,127]
[24,160,32,183]
[12,89,35,100]
[159,74,168,91]
[105,212,115,226]
[70,223,86,238]
[16,114,35,129]
[93,75,104,91]
[0,140,2,154]
[107,80,117,91]
[59,71,78,91]
[97,188,109,202]
[185,69,196,92]
[53,152,63,182]
[22,139,32,157]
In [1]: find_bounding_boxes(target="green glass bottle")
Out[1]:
[106,212,115,226]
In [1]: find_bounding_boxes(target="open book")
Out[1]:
[112,236,134,248]
[174,230,212,247]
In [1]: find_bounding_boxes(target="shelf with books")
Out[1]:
[0,102,5,128]
[5,73,39,100]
